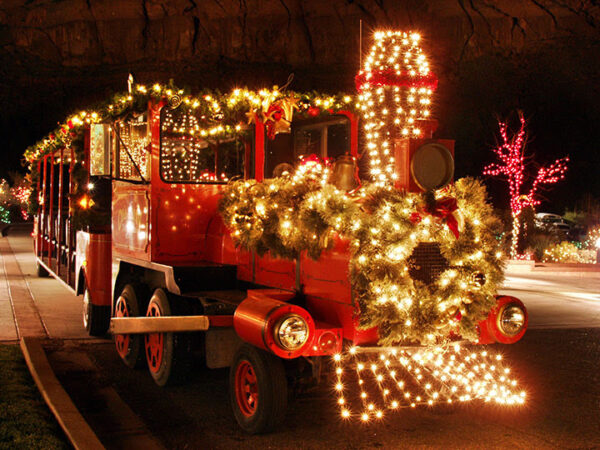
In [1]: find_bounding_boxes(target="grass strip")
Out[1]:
[0,344,69,450]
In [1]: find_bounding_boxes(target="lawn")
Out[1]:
[0,344,69,449]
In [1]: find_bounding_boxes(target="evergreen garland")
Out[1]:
[24,80,357,229]
[220,174,504,345]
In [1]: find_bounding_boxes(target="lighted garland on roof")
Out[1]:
[23,80,358,220]
[220,172,504,345]
[24,82,357,164]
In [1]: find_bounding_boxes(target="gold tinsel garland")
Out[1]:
[220,172,504,345]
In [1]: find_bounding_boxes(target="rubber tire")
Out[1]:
[114,284,146,369]
[36,262,49,277]
[144,289,191,387]
[83,286,110,336]
[229,344,288,434]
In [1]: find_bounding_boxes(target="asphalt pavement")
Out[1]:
[1,228,599,448]
[501,272,600,329]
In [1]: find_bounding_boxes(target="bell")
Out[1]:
[329,155,360,191]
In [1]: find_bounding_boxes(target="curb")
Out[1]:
[20,337,105,450]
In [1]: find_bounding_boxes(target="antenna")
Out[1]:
[359,19,363,69]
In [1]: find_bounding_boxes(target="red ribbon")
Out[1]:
[264,104,284,140]
[355,69,438,93]
[409,212,422,224]
[409,197,460,239]
[430,197,460,239]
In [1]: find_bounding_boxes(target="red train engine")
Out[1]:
[31,89,527,433]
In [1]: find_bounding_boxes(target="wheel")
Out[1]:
[144,288,191,387]
[83,285,110,336]
[229,344,288,434]
[114,284,146,369]
[36,261,49,277]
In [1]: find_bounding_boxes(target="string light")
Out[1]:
[543,241,596,264]
[334,344,526,421]
[483,112,568,259]
[355,31,437,187]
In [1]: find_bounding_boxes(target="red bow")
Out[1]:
[430,197,460,239]
[409,197,460,238]
[264,104,284,140]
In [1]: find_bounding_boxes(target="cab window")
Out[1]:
[265,116,350,177]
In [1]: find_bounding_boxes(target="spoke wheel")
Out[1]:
[235,361,259,417]
[145,301,165,374]
[114,284,145,369]
[229,344,288,434]
[144,289,191,387]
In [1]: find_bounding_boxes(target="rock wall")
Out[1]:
[2,0,596,85]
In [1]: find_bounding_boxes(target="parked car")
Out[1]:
[535,212,571,234]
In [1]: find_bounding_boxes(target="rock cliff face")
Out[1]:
[2,0,596,82]
[0,0,599,207]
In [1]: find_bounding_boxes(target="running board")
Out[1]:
[110,316,210,334]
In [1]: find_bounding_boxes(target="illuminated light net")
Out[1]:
[333,344,525,422]
[356,31,437,187]
[161,110,207,182]
[118,120,150,179]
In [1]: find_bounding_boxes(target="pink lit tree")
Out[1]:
[483,112,569,259]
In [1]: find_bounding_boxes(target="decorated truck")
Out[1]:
[28,31,527,433]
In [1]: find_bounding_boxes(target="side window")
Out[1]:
[264,133,293,178]
[160,107,248,183]
[326,122,350,160]
[294,128,322,158]
[116,114,149,181]
[216,140,246,182]
[89,124,111,176]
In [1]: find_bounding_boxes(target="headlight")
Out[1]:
[275,314,309,350]
[497,304,525,336]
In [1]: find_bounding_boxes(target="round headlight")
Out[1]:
[275,314,309,350]
[497,304,525,336]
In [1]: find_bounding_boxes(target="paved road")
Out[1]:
[2,229,599,448]
[501,272,600,329]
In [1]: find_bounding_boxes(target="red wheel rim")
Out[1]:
[114,296,130,359]
[235,360,259,417]
[145,302,164,374]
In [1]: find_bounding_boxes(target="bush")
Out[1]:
[526,233,558,261]
[542,241,596,264]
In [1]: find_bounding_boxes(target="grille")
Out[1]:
[407,242,449,285]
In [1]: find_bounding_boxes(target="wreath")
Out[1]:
[220,166,504,346]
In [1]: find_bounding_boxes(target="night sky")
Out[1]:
[1,1,599,214]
